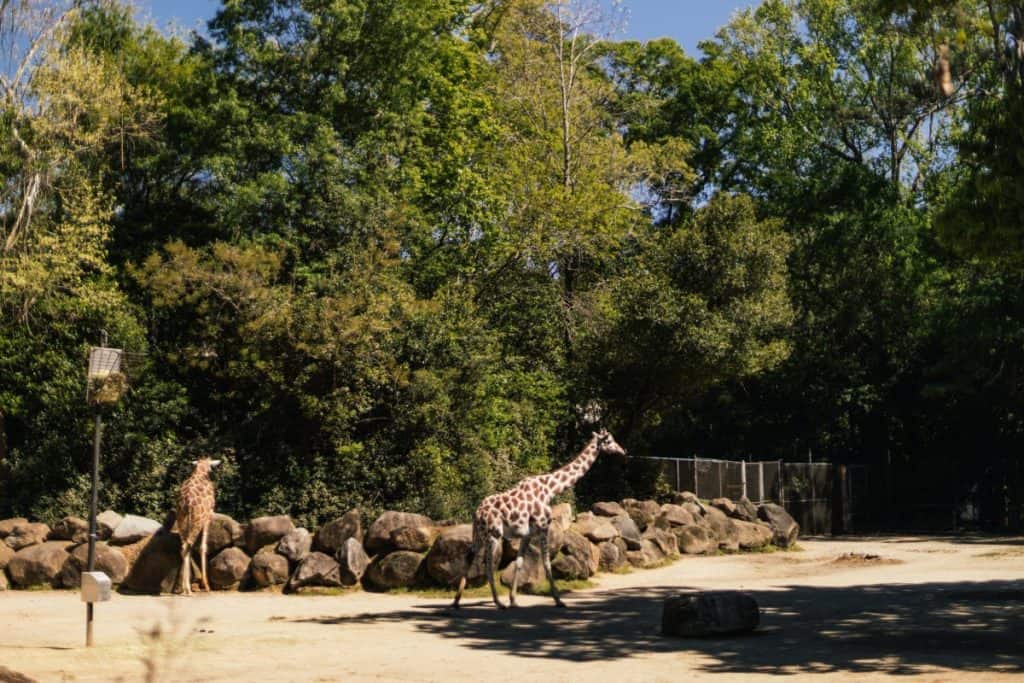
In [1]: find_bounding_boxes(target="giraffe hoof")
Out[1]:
[495,602,508,610]
[509,601,519,609]
[555,601,568,609]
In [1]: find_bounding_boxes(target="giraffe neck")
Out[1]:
[541,437,601,499]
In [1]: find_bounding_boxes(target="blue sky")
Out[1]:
[139,1,755,55]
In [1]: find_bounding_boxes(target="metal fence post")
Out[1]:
[676,459,681,492]
[719,461,724,499]
[693,455,699,497]
[758,462,765,503]
[741,460,747,499]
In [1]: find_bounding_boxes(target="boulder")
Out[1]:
[609,514,643,550]
[710,498,738,517]
[681,501,706,520]
[96,510,123,540]
[571,513,618,544]
[499,539,550,591]
[110,515,162,546]
[336,537,370,586]
[550,503,574,532]
[245,515,295,554]
[734,520,773,550]
[657,504,697,528]
[672,491,707,513]
[0,570,7,591]
[5,523,51,551]
[208,547,250,589]
[250,550,290,588]
[364,511,434,556]
[592,501,627,518]
[277,527,313,563]
[552,553,589,580]
[674,525,717,555]
[363,551,424,590]
[0,542,15,570]
[0,517,28,538]
[427,524,499,588]
[597,540,628,572]
[49,516,89,543]
[206,513,244,555]
[757,503,800,548]
[626,539,665,568]
[560,529,597,578]
[289,552,342,591]
[7,541,73,587]
[389,525,440,552]
[643,527,680,559]
[0,666,33,683]
[734,496,759,523]
[313,510,362,554]
[661,591,760,637]
[705,507,740,552]
[623,499,662,531]
[119,531,182,594]
[60,541,129,587]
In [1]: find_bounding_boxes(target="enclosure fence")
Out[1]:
[638,456,837,535]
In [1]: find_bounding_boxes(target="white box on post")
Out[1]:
[81,571,112,603]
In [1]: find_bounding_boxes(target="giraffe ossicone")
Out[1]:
[452,428,627,610]
[175,457,221,596]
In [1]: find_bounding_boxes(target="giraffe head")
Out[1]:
[190,457,222,476]
[594,429,627,459]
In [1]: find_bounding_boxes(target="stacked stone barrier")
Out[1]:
[0,493,799,594]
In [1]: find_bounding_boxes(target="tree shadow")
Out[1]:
[295,579,1024,675]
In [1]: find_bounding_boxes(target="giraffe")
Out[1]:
[174,457,221,596]
[452,429,626,610]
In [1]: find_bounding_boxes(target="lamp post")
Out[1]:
[83,331,124,647]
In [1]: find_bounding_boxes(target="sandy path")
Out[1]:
[1,536,1022,682]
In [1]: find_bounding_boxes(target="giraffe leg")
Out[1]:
[485,536,506,609]
[509,535,529,608]
[540,532,566,608]
[179,540,191,596]
[452,544,476,609]
[200,522,210,592]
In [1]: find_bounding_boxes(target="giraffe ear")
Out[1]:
[190,460,198,465]
[209,459,222,467]
[591,431,599,439]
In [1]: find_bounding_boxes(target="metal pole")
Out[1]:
[741,460,748,499]
[86,329,106,649]
[675,459,680,492]
[758,461,765,502]
[693,455,699,497]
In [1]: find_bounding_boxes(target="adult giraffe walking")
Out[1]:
[175,457,221,595]
[453,429,627,609]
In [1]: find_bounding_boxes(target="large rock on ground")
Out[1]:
[672,491,706,513]
[429,524,498,587]
[60,541,129,587]
[110,515,162,546]
[597,540,628,572]
[558,529,597,578]
[622,499,661,531]
[705,507,740,552]
[609,514,643,550]
[7,541,73,587]
[119,531,181,594]
[363,550,424,590]
[96,510,123,540]
[277,527,313,563]
[0,517,28,538]
[5,523,51,551]
[661,591,760,637]
[289,551,342,591]
[336,537,370,586]
[710,498,738,517]
[673,525,717,555]
[0,542,15,570]
[643,527,680,559]
[208,547,250,590]
[758,503,800,548]
[571,513,618,544]
[626,539,666,568]
[49,516,89,543]
[245,515,295,554]
[658,504,697,528]
[734,520,773,550]
[389,525,440,552]
[592,501,627,517]
[733,496,759,523]
[206,513,244,555]
[550,503,574,532]
[313,510,362,554]
[0,570,7,591]
[250,550,289,588]
[364,511,434,556]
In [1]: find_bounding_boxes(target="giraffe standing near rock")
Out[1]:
[174,457,221,595]
[453,429,627,609]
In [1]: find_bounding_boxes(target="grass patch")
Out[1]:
[289,585,361,597]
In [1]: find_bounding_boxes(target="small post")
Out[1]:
[693,455,699,497]
[758,461,765,502]
[85,329,109,648]
[675,459,681,492]
[741,459,748,499]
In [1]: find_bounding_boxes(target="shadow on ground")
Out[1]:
[296,579,1024,676]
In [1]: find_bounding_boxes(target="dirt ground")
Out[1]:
[2,535,1023,682]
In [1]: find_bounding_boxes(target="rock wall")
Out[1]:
[0,495,800,594]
